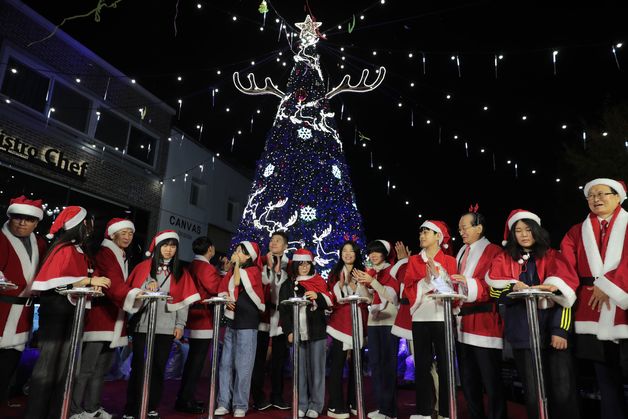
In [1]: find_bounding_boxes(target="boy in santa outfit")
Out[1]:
[175,236,223,414]
[278,248,332,419]
[251,231,291,411]
[405,220,457,419]
[70,218,143,419]
[26,206,111,419]
[451,208,505,419]
[560,178,628,419]
[0,196,47,402]
[486,209,580,419]
[123,230,200,419]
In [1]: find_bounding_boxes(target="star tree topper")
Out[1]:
[295,15,322,46]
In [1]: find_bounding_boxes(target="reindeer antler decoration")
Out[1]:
[232,72,285,99]
[325,67,387,99]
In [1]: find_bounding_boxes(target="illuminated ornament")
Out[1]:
[332,165,341,179]
[300,206,317,222]
[297,127,313,140]
[263,163,275,177]
[258,0,268,26]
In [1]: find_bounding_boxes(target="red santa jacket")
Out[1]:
[366,263,400,317]
[560,207,628,340]
[83,240,142,348]
[390,259,412,340]
[187,255,222,339]
[218,265,265,321]
[128,259,200,311]
[32,244,93,292]
[404,250,458,322]
[326,267,369,350]
[0,223,47,350]
[455,238,503,349]
[485,248,579,309]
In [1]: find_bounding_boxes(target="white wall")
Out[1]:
[159,129,251,261]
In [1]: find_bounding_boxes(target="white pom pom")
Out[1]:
[145,251,151,257]
[45,233,53,239]
[502,240,507,246]
[443,243,449,249]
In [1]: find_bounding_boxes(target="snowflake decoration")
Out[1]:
[263,163,275,177]
[297,127,313,140]
[320,269,331,280]
[332,165,341,179]
[300,206,317,222]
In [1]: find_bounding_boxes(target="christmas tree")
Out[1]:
[231,15,385,277]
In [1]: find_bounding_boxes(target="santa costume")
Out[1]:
[0,196,47,401]
[215,241,265,415]
[71,218,142,418]
[486,209,580,419]
[454,210,505,419]
[404,220,458,419]
[560,178,628,419]
[26,206,96,419]
[123,230,200,418]
[278,248,332,416]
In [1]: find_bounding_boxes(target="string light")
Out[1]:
[552,50,559,75]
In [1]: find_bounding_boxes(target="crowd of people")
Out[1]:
[0,176,626,419]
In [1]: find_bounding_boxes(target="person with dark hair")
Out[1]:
[486,209,580,419]
[279,248,332,419]
[326,241,369,418]
[71,219,143,419]
[215,241,265,418]
[123,230,201,419]
[451,208,506,419]
[175,236,224,414]
[406,220,457,419]
[0,196,47,403]
[251,231,291,411]
[560,178,628,419]
[352,240,400,419]
[25,206,112,419]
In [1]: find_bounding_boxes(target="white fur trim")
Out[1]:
[390,258,408,279]
[421,221,443,244]
[65,207,87,231]
[390,324,413,340]
[0,304,29,350]
[107,220,135,238]
[167,292,201,312]
[7,203,43,220]
[466,277,479,303]
[293,253,313,262]
[258,322,270,332]
[109,310,128,348]
[32,276,84,291]
[155,231,179,246]
[595,276,628,310]
[189,329,213,339]
[484,272,516,289]
[585,178,626,203]
[376,239,391,255]
[508,211,541,229]
[101,239,128,279]
[2,223,39,295]
[123,288,143,313]
[543,276,577,308]
[240,241,257,261]
[456,329,503,349]
[239,269,265,311]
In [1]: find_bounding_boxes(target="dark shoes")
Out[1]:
[253,400,272,411]
[175,399,206,414]
[272,400,291,410]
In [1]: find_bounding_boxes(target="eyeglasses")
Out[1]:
[586,192,616,201]
[458,225,476,233]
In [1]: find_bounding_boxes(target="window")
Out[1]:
[94,108,129,150]
[190,181,200,206]
[49,81,91,132]
[127,126,157,164]
[1,57,49,112]
[227,200,234,222]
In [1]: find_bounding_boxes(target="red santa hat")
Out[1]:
[145,230,179,256]
[421,220,451,249]
[239,240,263,270]
[502,209,541,246]
[584,178,627,203]
[46,206,87,239]
[293,248,314,262]
[105,218,135,239]
[372,239,397,264]
[7,195,44,220]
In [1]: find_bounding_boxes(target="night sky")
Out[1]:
[19,0,628,252]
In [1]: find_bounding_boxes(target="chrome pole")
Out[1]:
[205,297,230,419]
[282,297,311,419]
[341,295,369,419]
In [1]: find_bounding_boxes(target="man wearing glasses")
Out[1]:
[561,178,628,419]
[0,195,47,402]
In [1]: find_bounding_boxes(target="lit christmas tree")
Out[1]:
[231,15,385,277]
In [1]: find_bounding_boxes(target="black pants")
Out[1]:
[368,326,398,417]
[177,337,211,403]
[327,338,357,410]
[0,348,22,401]
[412,321,449,417]
[125,333,174,416]
[251,332,289,404]
[457,342,507,419]
[512,347,580,419]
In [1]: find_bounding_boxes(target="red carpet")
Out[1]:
[0,376,528,418]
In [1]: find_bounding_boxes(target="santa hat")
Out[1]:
[376,240,391,255]
[502,209,541,246]
[105,218,135,239]
[421,220,451,249]
[7,195,44,220]
[293,248,314,262]
[145,230,179,256]
[239,240,263,270]
[46,206,87,239]
[371,239,397,264]
[584,178,627,203]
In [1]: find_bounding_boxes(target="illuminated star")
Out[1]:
[295,15,322,40]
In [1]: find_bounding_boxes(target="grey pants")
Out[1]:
[70,341,115,414]
[298,338,326,414]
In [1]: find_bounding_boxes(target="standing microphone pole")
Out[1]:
[204,296,230,419]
